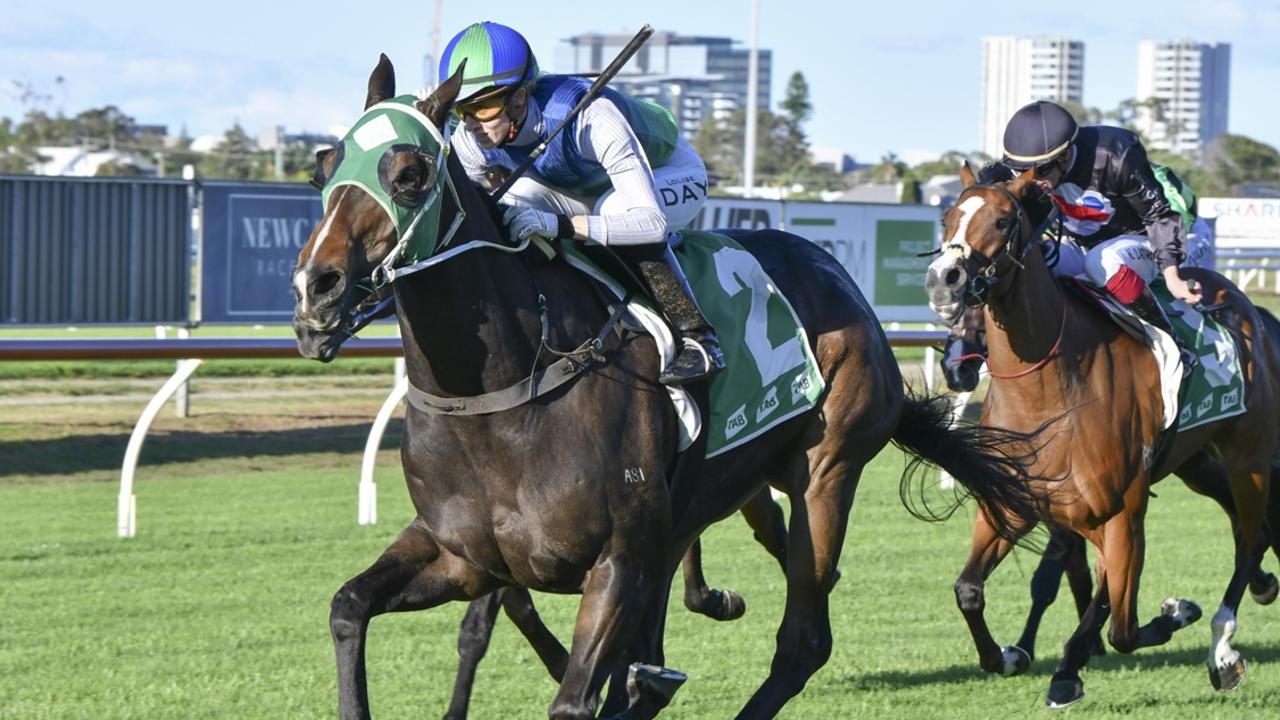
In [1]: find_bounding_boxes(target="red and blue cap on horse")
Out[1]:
[439,21,725,385]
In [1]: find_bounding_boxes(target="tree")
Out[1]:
[200,123,262,180]
[780,72,812,129]
[1210,134,1280,193]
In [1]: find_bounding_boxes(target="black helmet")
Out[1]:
[1001,101,1078,170]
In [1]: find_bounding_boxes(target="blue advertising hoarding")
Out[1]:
[200,181,323,324]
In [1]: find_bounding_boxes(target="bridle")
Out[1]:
[943,180,1066,379]
[948,182,1033,310]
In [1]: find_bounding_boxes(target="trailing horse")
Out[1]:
[924,164,1280,708]
[292,56,1047,720]
[938,297,1280,668]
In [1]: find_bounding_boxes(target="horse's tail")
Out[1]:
[892,390,1049,543]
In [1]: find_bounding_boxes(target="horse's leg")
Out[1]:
[734,446,866,720]
[548,550,668,720]
[1014,526,1098,664]
[332,519,490,720]
[1059,532,1106,657]
[681,538,746,621]
[1048,499,1201,708]
[443,592,503,720]
[1045,572,1111,709]
[956,510,1031,676]
[443,587,569,720]
[740,487,789,572]
[1205,461,1271,692]
[1178,451,1279,605]
[501,587,570,682]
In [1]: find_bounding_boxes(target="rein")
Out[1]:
[985,301,1067,379]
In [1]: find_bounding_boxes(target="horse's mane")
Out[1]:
[443,149,511,244]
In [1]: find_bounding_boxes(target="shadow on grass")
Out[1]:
[839,641,1280,692]
[0,420,404,478]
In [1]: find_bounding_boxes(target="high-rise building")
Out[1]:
[555,31,771,141]
[979,37,1085,158]
[1136,40,1230,157]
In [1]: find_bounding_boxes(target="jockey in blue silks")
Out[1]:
[439,21,724,385]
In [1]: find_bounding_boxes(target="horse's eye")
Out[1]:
[995,216,1011,230]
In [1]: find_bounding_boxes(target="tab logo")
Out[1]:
[1179,404,1192,425]
[1196,395,1214,418]
[1220,388,1240,411]
[756,387,780,423]
[725,405,748,439]
[791,372,814,404]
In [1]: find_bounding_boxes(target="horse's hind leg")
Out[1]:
[1178,451,1278,605]
[680,539,745,621]
[682,488,789,621]
[741,486,788,572]
[735,444,869,720]
[332,519,492,720]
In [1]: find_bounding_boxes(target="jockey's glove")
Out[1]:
[503,206,574,242]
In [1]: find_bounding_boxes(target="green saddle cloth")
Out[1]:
[560,230,826,457]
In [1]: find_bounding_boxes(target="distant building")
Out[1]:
[1136,39,1230,158]
[555,31,771,141]
[810,146,859,174]
[979,36,1085,158]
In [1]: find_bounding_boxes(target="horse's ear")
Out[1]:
[418,59,465,130]
[959,161,978,187]
[365,54,396,110]
[1007,167,1037,198]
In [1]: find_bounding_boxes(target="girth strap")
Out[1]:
[405,296,632,416]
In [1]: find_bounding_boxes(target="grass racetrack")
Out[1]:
[6,377,1280,720]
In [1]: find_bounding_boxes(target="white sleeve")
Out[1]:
[449,128,491,188]
[576,100,667,246]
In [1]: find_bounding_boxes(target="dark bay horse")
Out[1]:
[442,489,789,720]
[293,56,1047,720]
[924,164,1280,708]
[939,298,1280,669]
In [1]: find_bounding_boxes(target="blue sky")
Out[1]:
[3,0,1278,164]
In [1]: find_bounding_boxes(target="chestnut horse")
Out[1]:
[938,308,1280,667]
[924,164,1280,707]
[293,57,1047,720]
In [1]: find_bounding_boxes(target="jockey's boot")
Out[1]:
[638,245,726,385]
[1125,286,1198,376]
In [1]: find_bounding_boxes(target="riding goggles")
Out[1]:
[453,92,510,122]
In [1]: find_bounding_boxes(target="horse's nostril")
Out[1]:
[944,268,963,287]
[311,270,343,298]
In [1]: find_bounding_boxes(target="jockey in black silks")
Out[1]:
[941,100,1211,379]
[439,21,724,385]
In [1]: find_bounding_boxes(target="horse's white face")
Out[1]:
[923,164,1036,324]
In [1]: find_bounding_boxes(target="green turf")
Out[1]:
[4,451,1280,719]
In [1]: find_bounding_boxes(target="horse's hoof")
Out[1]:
[694,589,745,621]
[1162,597,1202,628]
[1210,655,1247,692]
[626,663,687,709]
[999,645,1031,677]
[1046,673,1084,709]
[1250,573,1279,605]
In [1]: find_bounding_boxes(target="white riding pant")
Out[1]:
[500,139,708,238]
[1050,217,1214,286]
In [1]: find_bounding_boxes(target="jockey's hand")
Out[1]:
[503,206,561,241]
[1163,265,1203,304]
